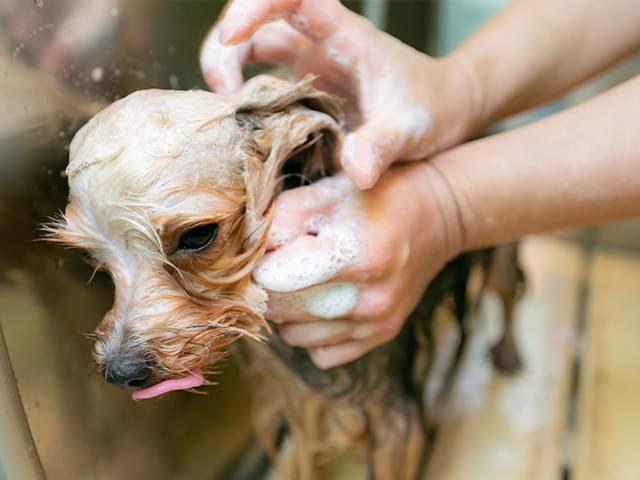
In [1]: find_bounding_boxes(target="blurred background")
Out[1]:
[1,1,639,479]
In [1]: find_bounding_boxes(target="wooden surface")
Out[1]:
[427,237,640,480]
[427,237,588,480]
[575,248,640,480]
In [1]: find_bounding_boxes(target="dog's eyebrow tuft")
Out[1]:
[41,211,109,254]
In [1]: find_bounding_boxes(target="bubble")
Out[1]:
[91,66,104,82]
[254,224,359,292]
[110,7,119,17]
[301,283,358,319]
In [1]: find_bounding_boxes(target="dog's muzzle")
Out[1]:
[101,359,154,390]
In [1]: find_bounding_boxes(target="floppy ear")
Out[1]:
[236,74,343,121]
[234,74,345,244]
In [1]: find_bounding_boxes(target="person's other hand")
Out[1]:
[253,165,463,369]
[200,0,481,189]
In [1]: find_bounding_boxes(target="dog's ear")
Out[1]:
[234,75,344,244]
[235,74,343,123]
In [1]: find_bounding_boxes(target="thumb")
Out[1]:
[340,121,403,190]
[268,175,353,250]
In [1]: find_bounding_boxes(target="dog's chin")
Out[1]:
[131,369,204,401]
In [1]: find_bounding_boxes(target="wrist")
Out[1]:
[439,52,486,142]
[407,161,467,260]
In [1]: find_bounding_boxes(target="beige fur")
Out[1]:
[46,75,343,379]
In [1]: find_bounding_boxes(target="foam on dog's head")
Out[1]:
[47,75,344,393]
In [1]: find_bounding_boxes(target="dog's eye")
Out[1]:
[177,223,218,251]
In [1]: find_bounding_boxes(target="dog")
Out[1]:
[47,75,523,479]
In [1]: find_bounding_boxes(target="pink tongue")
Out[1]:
[132,370,204,401]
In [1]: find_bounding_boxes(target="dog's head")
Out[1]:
[46,75,342,398]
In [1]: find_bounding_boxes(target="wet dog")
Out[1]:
[47,75,522,479]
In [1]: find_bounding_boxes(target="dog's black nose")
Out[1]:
[102,361,154,390]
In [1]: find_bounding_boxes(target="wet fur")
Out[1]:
[46,75,523,479]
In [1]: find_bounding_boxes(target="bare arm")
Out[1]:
[453,0,640,129]
[423,73,640,252]
[201,0,640,188]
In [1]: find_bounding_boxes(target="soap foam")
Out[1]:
[254,222,359,293]
[272,282,358,319]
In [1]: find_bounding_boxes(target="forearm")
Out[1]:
[450,0,640,130]
[424,74,640,251]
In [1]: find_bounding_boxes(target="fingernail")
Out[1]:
[311,348,333,370]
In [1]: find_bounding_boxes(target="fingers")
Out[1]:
[279,319,355,348]
[341,121,405,190]
[267,175,353,250]
[268,283,359,322]
[309,333,392,370]
[200,21,309,94]
[275,298,396,354]
[200,25,249,94]
[218,0,347,46]
[254,225,360,292]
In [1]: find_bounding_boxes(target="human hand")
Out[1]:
[253,165,463,369]
[200,0,481,189]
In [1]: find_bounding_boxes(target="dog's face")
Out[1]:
[47,76,342,398]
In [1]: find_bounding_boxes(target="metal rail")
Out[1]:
[0,323,45,480]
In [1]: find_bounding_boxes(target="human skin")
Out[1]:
[201,0,640,188]
[261,72,640,369]
[199,0,640,367]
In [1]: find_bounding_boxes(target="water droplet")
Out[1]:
[110,7,119,17]
[169,74,179,89]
